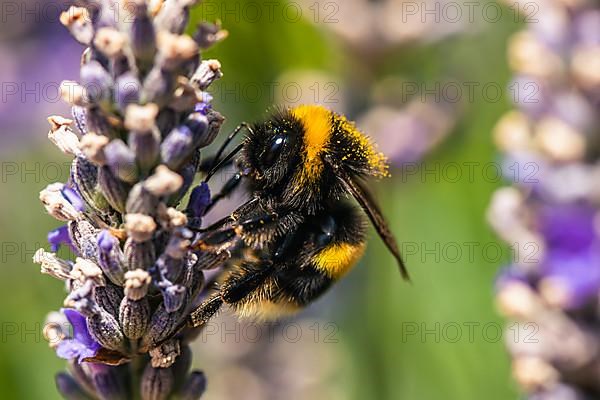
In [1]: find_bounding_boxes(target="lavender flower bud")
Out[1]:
[59,7,93,45]
[185,183,210,229]
[159,112,210,170]
[93,27,126,59]
[71,258,105,286]
[80,61,113,104]
[98,166,129,213]
[169,78,200,112]
[149,339,180,368]
[125,104,160,132]
[160,125,196,170]
[87,311,126,353]
[129,0,157,70]
[125,104,161,171]
[39,183,80,221]
[161,284,186,313]
[94,283,123,318]
[68,360,96,396]
[60,80,88,107]
[185,112,212,147]
[80,133,109,165]
[143,67,175,107]
[125,214,157,243]
[142,303,184,349]
[85,106,112,137]
[71,106,88,135]
[33,249,72,280]
[55,373,90,400]
[190,59,222,90]
[156,31,199,71]
[115,73,141,112]
[177,371,207,400]
[68,220,99,261]
[124,269,152,300]
[171,344,192,387]
[86,364,128,400]
[71,156,111,214]
[126,183,160,215]
[97,230,126,285]
[157,205,188,231]
[154,0,191,34]
[124,239,156,271]
[47,116,82,156]
[205,109,225,146]
[156,108,177,136]
[143,165,183,197]
[193,21,228,49]
[156,254,185,283]
[140,363,174,400]
[129,127,161,172]
[105,139,139,183]
[120,270,151,340]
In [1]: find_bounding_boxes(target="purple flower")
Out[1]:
[61,186,86,212]
[47,225,77,254]
[186,182,211,219]
[97,230,117,253]
[194,92,213,115]
[56,309,101,363]
[47,225,70,252]
[161,125,196,169]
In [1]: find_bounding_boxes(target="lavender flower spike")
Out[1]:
[490,0,600,397]
[35,1,227,398]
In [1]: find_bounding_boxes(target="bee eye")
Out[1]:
[262,135,286,167]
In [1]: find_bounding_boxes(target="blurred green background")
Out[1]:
[0,0,522,398]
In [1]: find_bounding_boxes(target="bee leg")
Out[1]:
[193,211,278,249]
[189,261,275,327]
[189,294,223,327]
[189,197,259,233]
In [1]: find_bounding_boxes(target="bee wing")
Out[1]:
[338,170,410,281]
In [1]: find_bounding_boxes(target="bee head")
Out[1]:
[243,111,303,188]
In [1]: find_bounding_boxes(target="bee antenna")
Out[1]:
[209,122,250,170]
[204,142,244,183]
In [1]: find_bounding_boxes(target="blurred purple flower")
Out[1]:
[538,203,597,253]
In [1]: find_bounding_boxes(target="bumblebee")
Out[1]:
[189,105,408,326]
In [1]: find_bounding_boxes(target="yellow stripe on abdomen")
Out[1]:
[235,300,300,321]
[314,242,366,279]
